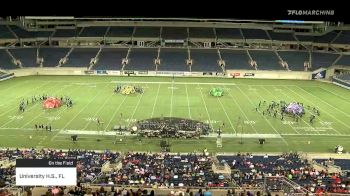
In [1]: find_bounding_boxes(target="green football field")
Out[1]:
[1,75,350,153]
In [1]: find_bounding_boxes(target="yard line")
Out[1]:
[185,84,192,119]
[224,86,258,134]
[211,85,236,134]
[197,83,214,130]
[127,84,147,127]
[104,96,128,131]
[0,80,29,93]
[269,85,341,135]
[82,91,117,130]
[285,86,350,131]
[234,85,289,146]
[320,86,350,102]
[170,82,174,117]
[296,86,350,118]
[19,84,74,129]
[0,81,52,117]
[50,83,112,141]
[260,86,311,135]
[151,83,161,118]
[1,82,64,128]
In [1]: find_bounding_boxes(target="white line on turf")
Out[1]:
[81,87,117,130]
[0,81,52,117]
[211,85,236,134]
[234,85,289,146]
[104,96,128,131]
[258,86,302,135]
[286,86,350,131]
[185,84,192,119]
[197,83,214,130]
[296,86,350,118]
[319,87,350,102]
[127,84,147,127]
[170,82,174,117]
[50,83,112,141]
[224,85,258,134]
[151,83,161,118]
[268,85,341,135]
[19,83,74,129]
[1,82,64,128]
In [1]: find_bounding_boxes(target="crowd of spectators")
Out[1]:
[1,149,350,195]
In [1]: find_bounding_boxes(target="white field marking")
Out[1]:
[320,121,333,126]
[197,83,214,130]
[8,115,24,120]
[151,83,161,118]
[244,120,256,125]
[0,81,52,117]
[45,116,61,121]
[83,117,99,122]
[296,86,350,118]
[320,86,350,102]
[0,127,60,131]
[19,83,74,129]
[258,86,306,135]
[285,86,350,131]
[170,83,174,117]
[127,84,147,127]
[125,118,137,123]
[82,86,117,130]
[224,86,259,134]
[211,85,236,133]
[1,82,65,128]
[234,85,289,145]
[168,87,178,89]
[51,83,113,141]
[104,96,128,131]
[0,80,29,93]
[38,136,47,145]
[185,84,192,119]
[294,126,333,130]
[260,85,311,135]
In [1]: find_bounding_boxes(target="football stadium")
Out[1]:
[0,16,350,195]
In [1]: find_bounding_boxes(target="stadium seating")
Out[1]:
[189,28,215,39]
[0,149,119,184]
[336,73,350,82]
[314,158,350,171]
[219,49,253,70]
[0,25,16,39]
[79,27,108,37]
[52,29,78,37]
[93,48,128,70]
[336,55,350,66]
[8,25,52,38]
[126,48,157,71]
[278,51,309,71]
[333,31,350,44]
[295,35,315,42]
[311,52,339,69]
[268,31,296,41]
[162,27,188,40]
[158,48,189,71]
[190,49,221,72]
[62,48,99,67]
[8,48,37,67]
[134,27,160,38]
[106,27,134,37]
[0,49,15,69]
[39,48,70,67]
[249,50,283,70]
[215,28,243,40]
[241,29,269,40]
[314,31,339,43]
